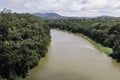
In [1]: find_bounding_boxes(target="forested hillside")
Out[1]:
[0,9,120,80]
[0,10,51,80]
[46,18,120,61]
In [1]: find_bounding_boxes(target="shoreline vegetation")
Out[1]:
[76,33,113,55]
[55,29,113,55]
[0,9,120,80]
[0,9,51,80]
[47,18,120,62]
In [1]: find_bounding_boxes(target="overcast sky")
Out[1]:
[0,0,120,17]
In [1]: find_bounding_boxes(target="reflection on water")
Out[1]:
[25,29,120,80]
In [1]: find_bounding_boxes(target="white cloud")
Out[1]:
[0,0,120,17]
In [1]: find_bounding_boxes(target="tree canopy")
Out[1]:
[0,10,51,80]
[46,17,120,61]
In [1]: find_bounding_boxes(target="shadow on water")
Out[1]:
[111,59,120,70]
[25,44,51,80]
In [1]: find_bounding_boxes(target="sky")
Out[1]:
[0,0,120,17]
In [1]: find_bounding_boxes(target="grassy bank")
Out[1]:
[0,77,23,80]
[53,29,113,55]
[76,33,113,55]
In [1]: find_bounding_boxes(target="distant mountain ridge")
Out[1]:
[97,15,117,18]
[33,13,118,19]
[33,13,65,19]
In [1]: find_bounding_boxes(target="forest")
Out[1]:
[0,9,120,80]
[46,18,120,61]
[0,10,51,80]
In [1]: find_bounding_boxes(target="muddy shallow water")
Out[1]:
[25,29,120,80]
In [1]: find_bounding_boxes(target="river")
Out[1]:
[25,29,120,80]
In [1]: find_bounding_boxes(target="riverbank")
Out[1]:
[0,77,23,80]
[76,33,113,55]
[54,28,113,55]
[25,29,120,80]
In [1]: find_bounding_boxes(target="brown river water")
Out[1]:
[25,29,120,80]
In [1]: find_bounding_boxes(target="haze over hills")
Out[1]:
[33,13,117,19]
[33,13,65,19]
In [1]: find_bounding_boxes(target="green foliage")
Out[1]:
[77,34,112,55]
[46,17,120,61]
[0,10,50,80]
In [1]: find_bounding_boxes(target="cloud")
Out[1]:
[0,0,120,17]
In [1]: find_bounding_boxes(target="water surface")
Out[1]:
[25,29,120,80]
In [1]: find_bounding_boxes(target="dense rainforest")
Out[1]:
[46,18,120,61]
[0,9,120,80]
[0,10,51,80]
